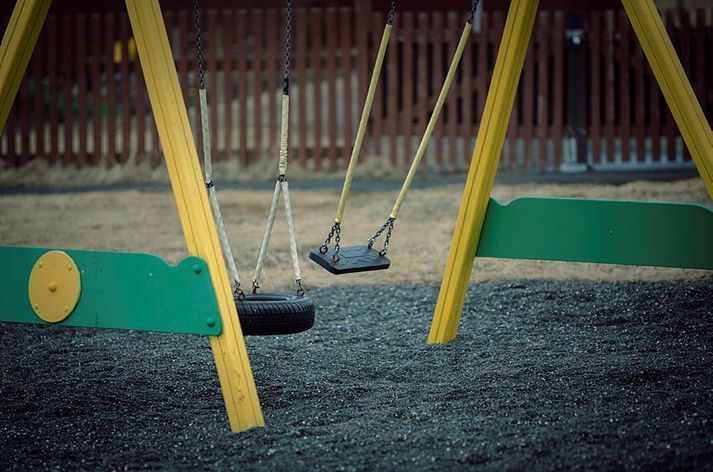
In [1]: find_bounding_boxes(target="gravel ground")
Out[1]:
[1,280,712,471]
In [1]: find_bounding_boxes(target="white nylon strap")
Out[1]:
[278,94,289,175]
[200,89,243,291]
[280,181,302,282]
[253,180,282,289]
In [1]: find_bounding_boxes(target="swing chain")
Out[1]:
[367,217,395,256]
[296,279,305,297]
[467,0,481,25]
[319,222,342,262]
[283,0,293,95]
[234,281,246,301]
[387,1,396,25]
[192,0,206,90]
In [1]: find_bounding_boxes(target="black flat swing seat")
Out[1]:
[309,245,391,275]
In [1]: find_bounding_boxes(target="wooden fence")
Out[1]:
[1,4,711,173]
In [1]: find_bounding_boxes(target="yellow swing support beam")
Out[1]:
[0,0,51,131]
[429,0,713,344]
[1,0,263,432]
[125,0,263,431]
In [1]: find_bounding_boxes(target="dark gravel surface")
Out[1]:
[1,280,712,471]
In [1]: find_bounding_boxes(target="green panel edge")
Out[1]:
[0,246,223,335]
[477,197,713,270]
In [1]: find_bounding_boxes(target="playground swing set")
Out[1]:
[0,0,711,434]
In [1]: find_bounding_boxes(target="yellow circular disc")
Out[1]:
[28,251,82,323]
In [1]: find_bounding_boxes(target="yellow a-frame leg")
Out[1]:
[428,0,539,344]
[621,0,713,198]
[0,0,51,130]
[125,0,263,431]
[429,0,713,344]
[1,0,263,433]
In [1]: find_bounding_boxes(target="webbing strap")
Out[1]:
[199,89,243,294]
[253,180,282,290]
[389,21,472,219]
[278,94,290,175]
[334,23,393,224]
[281,181,302,283]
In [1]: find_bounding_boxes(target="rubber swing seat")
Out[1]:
[235,292,315,336]
[309,245,391,275]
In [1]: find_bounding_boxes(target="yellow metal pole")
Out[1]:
[125,0,263,432]
[0,0,51,132]
[621,0,713,198]
[428,0,539,344]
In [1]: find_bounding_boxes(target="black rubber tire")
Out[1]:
[234,292,315,336]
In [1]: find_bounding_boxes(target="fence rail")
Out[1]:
[1,3,711,174]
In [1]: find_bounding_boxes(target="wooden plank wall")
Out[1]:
[1,4,711,174]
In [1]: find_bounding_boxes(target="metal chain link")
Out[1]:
[319,222,342,262]
[234,282,246,301]
[192,0,206,90]
[387,1,396,25]
[367,217,395,256]
[467,0,481,24]
[283,0,293,95]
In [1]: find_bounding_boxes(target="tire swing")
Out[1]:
[193,0,314,335]
[310,0,479,274]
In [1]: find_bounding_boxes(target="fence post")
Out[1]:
[561,12,588,172]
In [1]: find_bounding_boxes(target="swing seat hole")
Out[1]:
[309,245,391,275]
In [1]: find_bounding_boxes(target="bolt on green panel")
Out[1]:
[477,197,713,270]
[0,246,223,335]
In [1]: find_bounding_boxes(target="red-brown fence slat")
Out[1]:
[694,9,706,114]
[401,12,414,164]
[522,17,535,170]
[310,9,322,169]
[416,13,429,168]
[590,11,601,165]
[326,7,338,170]
[222,10,233,162]
[295,7,307,167]
[252,9,264,164]
[73,14,87,165]
[429,11,443,168]
[207,10,219,161]
[371,12,383,160]
[31,26,44,160]
[680,9,691,161]
[477,11,490,165]
[119,13,130,164]
[340,7,353,165]
[237,10,248,166]
[537,12,549,169]
[551,11,564,167]
[355,0,370,114]
[135,34,147,165]
[461,11,474,169]
[266,9,278,162]
[603,11,615,165]
[634,30,645,163]
[446,13,459,172]
[19,48,31,165]
[105,13,116,166]
[90,14,101,165]
[177,11,190,121]
[61,15,74,165]
[664,11,676,163]
[387,8,398,167]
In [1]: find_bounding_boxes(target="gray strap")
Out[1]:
[200,89,244,296]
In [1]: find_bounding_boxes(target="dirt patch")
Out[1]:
[0,179,710,290]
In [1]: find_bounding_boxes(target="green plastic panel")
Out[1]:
[0,246,223,335]
[477,197,713,270]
